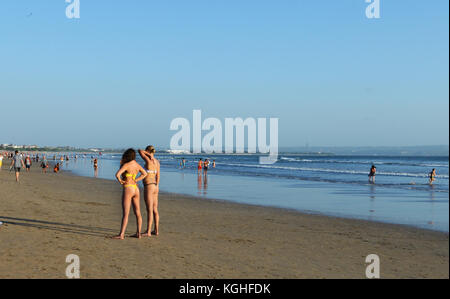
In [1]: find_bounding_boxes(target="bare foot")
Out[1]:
[130,233,141,239]
[152,230,159,236]
[111,235,124,240]
[141,232,151,237]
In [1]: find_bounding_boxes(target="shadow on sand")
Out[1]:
[0,216,116,238]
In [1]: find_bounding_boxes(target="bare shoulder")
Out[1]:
[122,160,137,170]
[130,160,142,168]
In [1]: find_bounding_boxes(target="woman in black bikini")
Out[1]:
[138,146,161,237]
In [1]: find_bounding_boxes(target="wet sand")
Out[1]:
[0,163,448,278]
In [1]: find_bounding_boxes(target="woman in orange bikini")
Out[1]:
[113,148,147,240]
[198,158,203,173]
[138,146,160,237]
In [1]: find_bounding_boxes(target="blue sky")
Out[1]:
[0,0,448,148]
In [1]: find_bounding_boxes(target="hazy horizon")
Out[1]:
[1,143,448,157]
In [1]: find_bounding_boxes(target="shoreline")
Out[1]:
[64,168,449,233]
[0,165,448,278]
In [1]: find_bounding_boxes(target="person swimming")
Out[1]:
[113,148,147,240]
[138,146,161,237]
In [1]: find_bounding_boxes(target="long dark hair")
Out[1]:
[120,148,136,167]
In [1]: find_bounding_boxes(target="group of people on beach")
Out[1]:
[0,151,68,182]
[197,158,215,174]
[0,149,442,241]
[368,165,438,185]
[179,157,216,174]
[113,146,160,240]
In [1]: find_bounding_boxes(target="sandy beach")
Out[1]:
[0,164,448,279]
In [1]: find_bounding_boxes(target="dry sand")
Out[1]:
[0,163,448,278]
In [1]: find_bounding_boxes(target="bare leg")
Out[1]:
[142,185,153,237]
[130,190,142,238]
[112,189,133,239]
[152,186,160,236]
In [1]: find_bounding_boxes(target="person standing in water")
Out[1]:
[10,151,25,182]
[113,149,147,240]
[198,158,203,174]
[429,169,437,185]
[138,146,161,237]
[203,159,210,175]
[93,158,98,177]
[368,165,376,183]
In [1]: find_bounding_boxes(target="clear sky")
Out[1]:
[0,0,448,149]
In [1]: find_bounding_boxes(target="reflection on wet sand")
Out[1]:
[197,173,208,196]
[368,184,376,221]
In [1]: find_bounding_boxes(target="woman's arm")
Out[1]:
[156,160,160,186]
[115,166,126,184]
[134,165,148,183]
[138,149,151,163]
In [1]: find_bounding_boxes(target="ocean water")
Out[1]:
[58,153,449,232]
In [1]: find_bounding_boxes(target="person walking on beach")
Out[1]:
[0,154,3,170]
[429,169,437,185]
[212,160,216,168]
[41,156,49,173]
[25,155,32,172]
[10,151,25,182]
[113,149,147,240]
[368,165,376,183]
[138,146,161,237]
